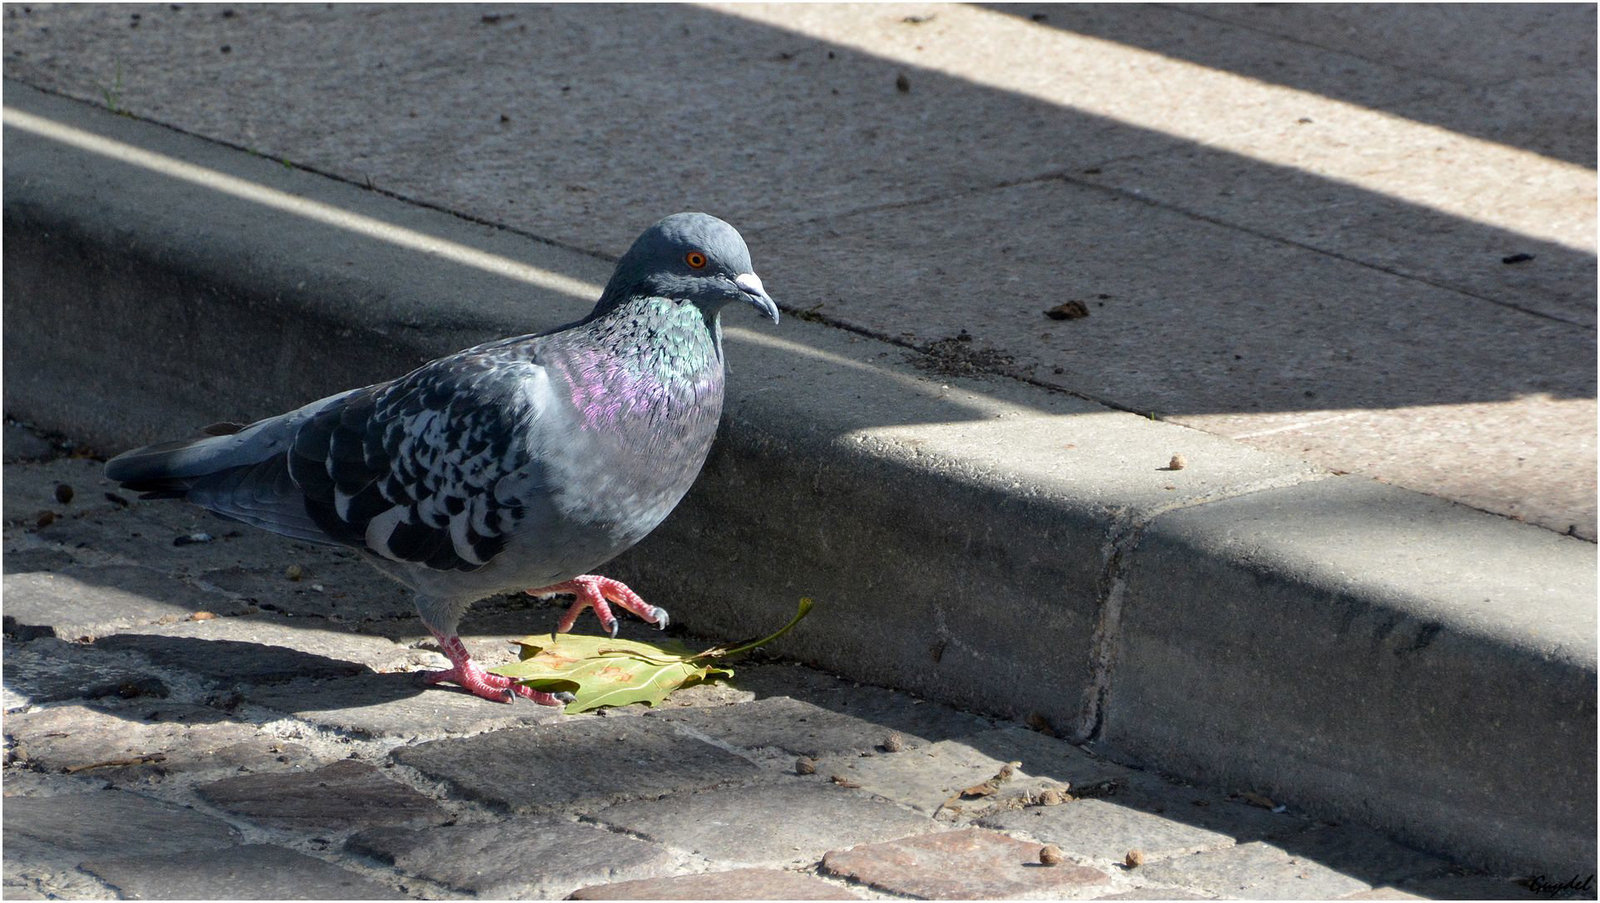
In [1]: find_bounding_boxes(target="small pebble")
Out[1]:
[1168,454,1187,471]
[285,564,303,581]
[881,732,906,752]
[188,611,217,621]
[33,510,56,529]
[1039,844,1065,866]
[1125,849,1145,868]
[53,483,74,504]
[795,756,817,775]
[895,72,910,93]
[1044,300,1090,320]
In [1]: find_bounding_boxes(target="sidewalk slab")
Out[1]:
[750,180,1597,538]
[4,3,1591,539]
[3,74,1594,882]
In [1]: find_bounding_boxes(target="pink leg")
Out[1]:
[526,575,669,637]
[422,628,566,706]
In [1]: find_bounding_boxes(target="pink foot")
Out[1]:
[526,575,669,637]
[422,629,566,706]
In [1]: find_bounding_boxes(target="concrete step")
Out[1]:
[3,81,1593,878]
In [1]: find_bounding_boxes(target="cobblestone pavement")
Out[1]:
[1,426,1566,900]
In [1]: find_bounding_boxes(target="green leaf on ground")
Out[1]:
[490,597,814,714]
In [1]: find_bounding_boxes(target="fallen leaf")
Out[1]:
[492,597,814,713]
[491,633,728,714]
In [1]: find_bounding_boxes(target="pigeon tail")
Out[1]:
[105,388,360,488]
[105,390,365,544]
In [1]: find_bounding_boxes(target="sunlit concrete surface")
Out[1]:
[3,2,1589,538]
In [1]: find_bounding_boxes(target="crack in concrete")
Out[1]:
[1072,469,1334,743]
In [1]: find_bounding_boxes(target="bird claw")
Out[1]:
[529,575,669,636]
[424,629,566,706]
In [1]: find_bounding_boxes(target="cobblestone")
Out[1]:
[81,843,405,899]
[981,796,1237,863]
[3,791,241,866]
[593,778,938,867]
[99,613,417,676]
[347,816,676,898]
[244,672,561,739]
[5,702,314,783]
[196,760,450,831]
[821,827,1112,898]
[3,565,244,640]
[392,716,759,813]
[2,636,171,707]
[816,728,1130,820]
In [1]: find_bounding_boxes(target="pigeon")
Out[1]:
[105,212,779,704]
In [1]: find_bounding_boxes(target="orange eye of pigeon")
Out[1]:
[685,251,708,269]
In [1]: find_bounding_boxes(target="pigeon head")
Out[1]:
[596,213,779,324]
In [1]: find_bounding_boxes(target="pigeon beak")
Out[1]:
[734,272,780,324]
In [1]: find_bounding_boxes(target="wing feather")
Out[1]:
[290,347,555,572]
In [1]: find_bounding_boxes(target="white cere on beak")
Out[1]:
[735,272,766,297]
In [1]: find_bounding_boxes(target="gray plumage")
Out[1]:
[106,212,779,702]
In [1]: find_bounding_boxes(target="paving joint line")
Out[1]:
[1040,168,1598,329]
[1156,2,1487,91]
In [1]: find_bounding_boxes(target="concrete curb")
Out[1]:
[5,82,1594,876]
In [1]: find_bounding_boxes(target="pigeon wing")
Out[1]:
[287,348,558,572]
